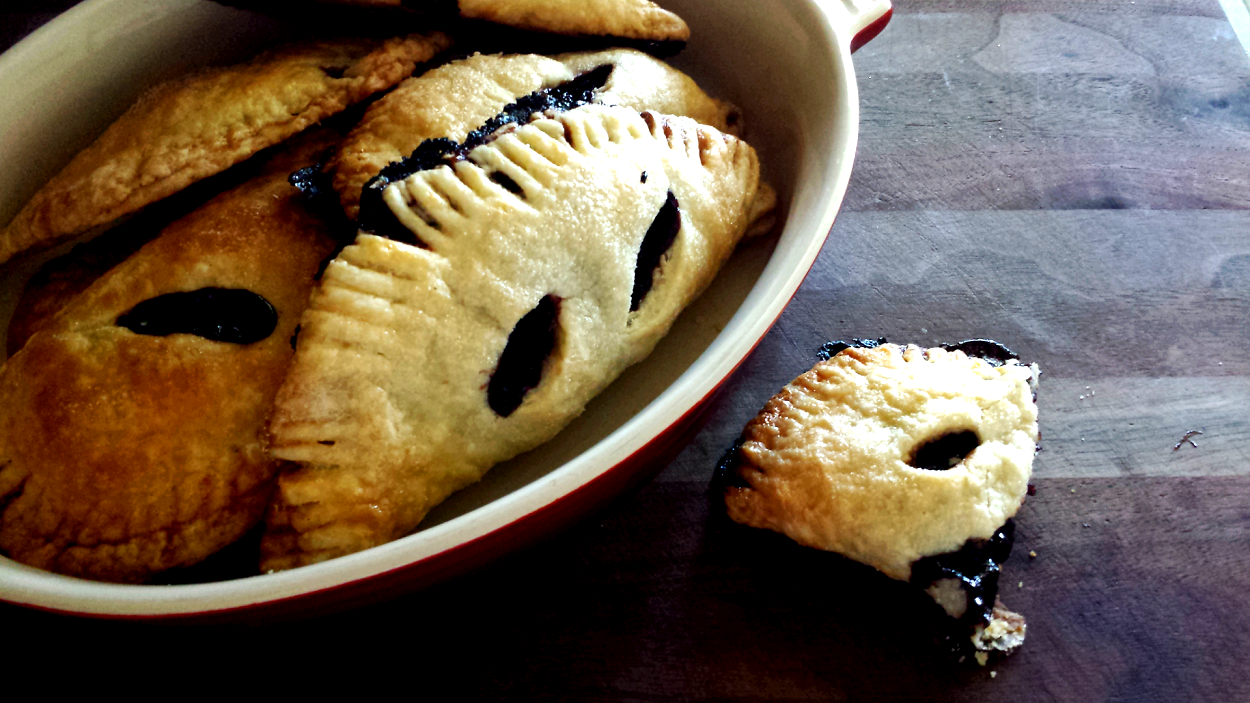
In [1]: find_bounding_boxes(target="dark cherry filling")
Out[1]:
[357,64,615,242]
[290,160,347,233]
[908,430,980,471]
[818,337,1020,366]
[630,191,682,311]
[817,337,887,361]
[911,521,1015,629]
[488,295,561,417]
[117,288,277,345]
[289,153,360,279]
[711,437,752,491]
[941,339,1017,367]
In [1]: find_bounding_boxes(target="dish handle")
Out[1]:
[821,0,893,53]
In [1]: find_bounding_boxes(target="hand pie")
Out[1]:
[262,104,773,570]
[455,0,689,42]
[720,340,1039,659]
[216,0,689,44]
[0,130,339,582]
[0,33,450,266]
[328,50,747,219]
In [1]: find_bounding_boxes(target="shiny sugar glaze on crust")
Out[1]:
[0,130,339,582]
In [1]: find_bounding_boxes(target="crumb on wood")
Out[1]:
[1173,428,1204,451]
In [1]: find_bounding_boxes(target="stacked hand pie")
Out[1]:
[0,2,775,582]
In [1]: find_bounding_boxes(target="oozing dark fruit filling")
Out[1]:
[630,191,681,311]
[941,339,1017,367]
[488,295,561,417]
[908,430,980,471]
[819,337,1020,367]
[290,159,354,240]
[817,337,887,361]
[444,18,687,60]
[117,288,277,345]
[358,64,615,243]
[711,437,752,491]
[290,158,364,278]
[911,520,1015,628]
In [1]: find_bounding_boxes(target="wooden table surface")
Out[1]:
[3,1,1248,699]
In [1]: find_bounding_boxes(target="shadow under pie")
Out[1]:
[715,339,1040,663]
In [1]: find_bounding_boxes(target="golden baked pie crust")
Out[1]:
[724,344,1039,581]
[328,49,744,219]
[262,105,771,570]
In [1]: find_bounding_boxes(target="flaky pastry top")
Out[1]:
[725,344,1039,581]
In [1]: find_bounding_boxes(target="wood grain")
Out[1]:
[2,1,1249,700]
[7,477,1247,700]
[850,10,1250,211]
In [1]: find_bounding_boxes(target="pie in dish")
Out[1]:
[328,49,747,219]
[454,0,689,42]
[262,104,774,570]
[216,0,689,43]
[0,130,339,582]
[0,33,450,266]
[720,340,1039,658]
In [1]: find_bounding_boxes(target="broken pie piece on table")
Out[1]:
[327,49,752,220]
[262,104,774,570]
[720,340,1040,659]
[0,130,340,583]
[0,32,450,266]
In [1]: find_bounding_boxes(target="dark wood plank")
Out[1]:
[0,3,1247,701]
[849,10,1250,211]
[891,1,1226,18]
[5,476,1247,701]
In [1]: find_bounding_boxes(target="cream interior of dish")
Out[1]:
[0,0,869,584]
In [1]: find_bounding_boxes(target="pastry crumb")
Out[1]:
[972,600,1027,655]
